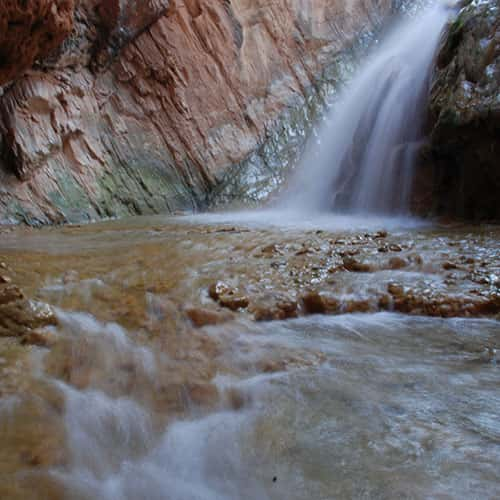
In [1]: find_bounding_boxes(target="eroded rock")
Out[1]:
[209,281,249,311]
[0,0,75,85]
[414,0,500,220]
[249,292,298,321]
[185,306,233,327]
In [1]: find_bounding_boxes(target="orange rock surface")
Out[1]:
[0,0,391,223]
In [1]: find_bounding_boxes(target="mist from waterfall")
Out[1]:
[280,3,451,214]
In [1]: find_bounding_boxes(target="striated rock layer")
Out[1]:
[0,0,75,86]
[0,0,394,224]
[414,0,500,220]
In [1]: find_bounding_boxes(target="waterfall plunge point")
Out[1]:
[280,3,452,215]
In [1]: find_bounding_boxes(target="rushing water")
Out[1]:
[281,3,451,213]
[0,215,499,499]
[1,3,499,499]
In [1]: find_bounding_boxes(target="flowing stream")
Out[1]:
[0,214,499,499]
[1,3,499,500]
[281,3,451,213]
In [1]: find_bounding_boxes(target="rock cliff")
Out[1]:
[0,0,394,224]
[415,0,500,220]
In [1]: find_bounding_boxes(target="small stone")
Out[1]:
[295,247,310,256]
[208,281,233,301]
[0,275,12,284]
[260,244,281,256]
[21,330,55,348]
[387,283,404,296]
[208,281,248,311]
[27,301,58,329]
[378,294,391,309]
[301,291,340,315]
[250,292,297,321]
[388,257,407,270]
[219,294,249,311]
[343,257,372,272]
[301,291,325,314]
[378,245,389,253]
[389,244,403,252]
[374,230,388,239]
[185,307,233,327]
[343,299,372,313]
[442,261,458,270]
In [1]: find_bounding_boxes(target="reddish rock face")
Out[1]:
[0,0,392,223]
[0,0,75,86]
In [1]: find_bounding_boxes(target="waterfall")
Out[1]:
[280,3,451,214]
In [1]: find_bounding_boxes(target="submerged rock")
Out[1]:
[301,291,340,315]
[185,307,233,328]
[209,281,249,311]
[249,292,298,321]
[343,257,373,273]
[0,281,57,339]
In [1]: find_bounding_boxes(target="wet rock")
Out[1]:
[390,288,500,318]
[388,244,403,252]
[186,382,219,407]
[442,261,458,270]
[0,279,57,339]
[342,298,374,313]
[374,230,388,239]
[387,257,408,270]
[209,281,248,311]
[343,257,372,272]
[218,294,250,312]
[185,307,233,328]
[0,275,12,284]
[339,248,361,257]
[301,291,340,315]
[301,290,326,314]
[417,0,500,220]
[250,292,298,321]
[21,330,56,348]
[0,284,24,305]
[378,294,392,310]
[387,283,405,297]
[209,281,234,301]
[295,246,312,256]
[259,244,282,257]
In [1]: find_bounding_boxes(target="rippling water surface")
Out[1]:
[0,213,499,499]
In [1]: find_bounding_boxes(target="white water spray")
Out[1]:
[281,3,451,214]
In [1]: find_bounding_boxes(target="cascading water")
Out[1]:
[281,3,451,214]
